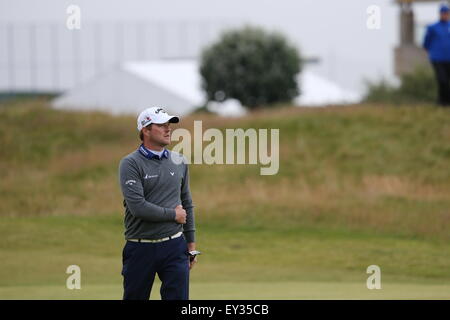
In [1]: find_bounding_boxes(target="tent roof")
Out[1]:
[296,71,360,106]
[122,60,205,105]
[123,59,360,107]
[53,59,360,115]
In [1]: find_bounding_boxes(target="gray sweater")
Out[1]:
[118,149,195,243]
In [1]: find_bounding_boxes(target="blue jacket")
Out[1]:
[423,20,450,62]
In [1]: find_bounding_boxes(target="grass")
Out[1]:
[2,282,450,300]
[0,98,449,299]
[1,215,450,299]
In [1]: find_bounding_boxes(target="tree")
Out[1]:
[200,26,302,109]
[363,65,437,105]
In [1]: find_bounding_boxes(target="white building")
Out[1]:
[295,71,360,106]
[52,60,204,116]
[52,60,361,116]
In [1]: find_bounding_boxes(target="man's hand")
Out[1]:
[189,255,197,270]
[188,242,197,270]
[174,205,186,224]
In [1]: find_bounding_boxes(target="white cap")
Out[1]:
[137,107,180,131]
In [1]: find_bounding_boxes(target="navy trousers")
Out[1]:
[432,62,450,107]
[121,235,190,300]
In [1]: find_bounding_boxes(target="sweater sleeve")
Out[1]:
[119,157,176,222]
[180,162,196,243]
[423,25,433,51]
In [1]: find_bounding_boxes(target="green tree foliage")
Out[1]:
[200,26,302,109]
[364,66,437,105]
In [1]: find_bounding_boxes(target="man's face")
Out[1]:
[144,122,172,147]
[441,11,449,21]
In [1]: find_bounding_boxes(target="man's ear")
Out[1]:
[143,127,150,138]
[143,125,154,139]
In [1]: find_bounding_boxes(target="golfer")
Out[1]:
[118,107,197,300]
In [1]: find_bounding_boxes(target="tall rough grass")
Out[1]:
[1,99,449,241]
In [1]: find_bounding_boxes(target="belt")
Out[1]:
[127,231,183,243]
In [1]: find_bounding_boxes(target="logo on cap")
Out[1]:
[141,116,152,126]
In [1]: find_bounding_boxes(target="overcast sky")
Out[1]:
[0,0,443,94]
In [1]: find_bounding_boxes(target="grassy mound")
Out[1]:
[1,98,449,298]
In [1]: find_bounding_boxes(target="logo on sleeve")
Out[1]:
[125,180,136,186]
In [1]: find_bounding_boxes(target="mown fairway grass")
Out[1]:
[0,99,449,299]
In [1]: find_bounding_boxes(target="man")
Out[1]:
[423,4,450,107]
[118,107,197,300]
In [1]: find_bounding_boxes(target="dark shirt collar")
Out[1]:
[138,144,169,160]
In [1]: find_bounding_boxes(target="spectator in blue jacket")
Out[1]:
[423,4,450,106]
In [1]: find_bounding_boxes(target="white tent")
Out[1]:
[52,60,205,116]
[52,60,360,116]
[295,71,360,106]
